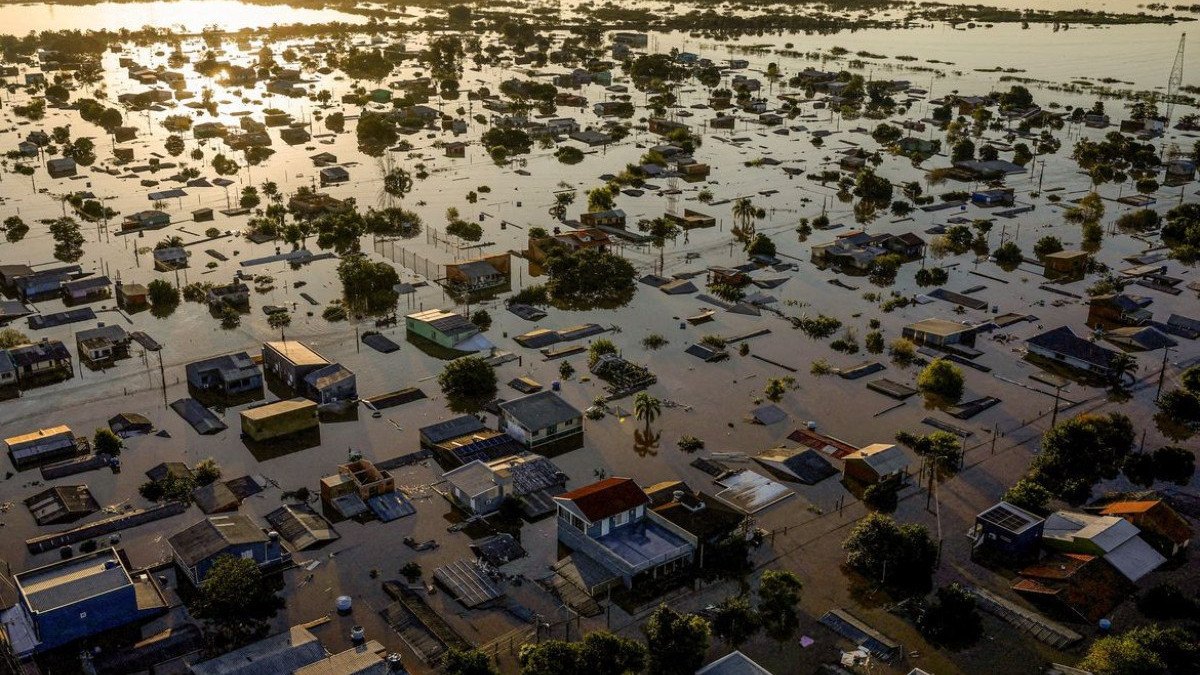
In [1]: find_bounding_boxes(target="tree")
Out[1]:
[917,359,964,403]
[576,631,646,675]
[863,479,899,512]
[146,278,180,313]
[1002,478,1052,515]
[587,338,618,368]
[1107,352,1139,390]
[745,233,776,258]
[993,241,1023,270]
[543,247,636,309]
[442,647,497,675]
[1033,235,1064,258]
[518,632,645,675]
[93,428,123,456]
[1080,624,1199,675]
[49,217,85,262]
[1028,413,1136,504]
[710,596,761,647]
[758,570,803,643]
[638,217,681,274]
[843,513,938,590]
[438,356,497,413]
[642,605,711,675]
[518,641,582,675]
[1153,446,1196,485]
[951,138,975,162]
[0,328,30,349]
[470,309,491,331]
[336,254,399,314]
[731,197,759,240]
[191,555,284,653]
[918,583,982,648]
[633,391,661,433]
[3,216,30,243]
[164,134,185,157]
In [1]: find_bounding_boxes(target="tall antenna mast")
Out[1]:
[1166,33,1186,127]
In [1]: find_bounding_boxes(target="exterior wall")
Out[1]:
[186,540,281,585]
[29,585,138,651]
[1027,344,1110,376]
[842,459,881,485]
[241,406,319,441]
[262,344,327,389]
[503,413,583,452]
[977,520,1044,559]
[405,318,457,349]
[315,376,357,404]
[187,366,262,395]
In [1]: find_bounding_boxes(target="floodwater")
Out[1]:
[0,0,368,34]
[0,2,1198,672]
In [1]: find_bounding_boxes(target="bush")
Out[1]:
[862,479,898,513]
[889,338,917,366]
[587,338,618,368]
[917,359,964,403]
[677,435,705,453]
[93,428,123,456]
[470,309,492,330]
[194,458,221,486]
[918,584,982,648]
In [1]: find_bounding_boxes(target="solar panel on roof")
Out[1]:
[979,504,1034,531]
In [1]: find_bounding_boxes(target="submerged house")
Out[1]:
[8,339,73,384]
[1026,326,1122,378]
[405,309,482,350]
[444,253,511,292]
[5,425,81,470]
[61,276,112,303]
[841,444,908,485]
[1042,511,1166,582]
[168,515,286,585]
[74,323,131,364]
[969,501,1045,562]
[1087,293,1153,329]
[185,352,262,395]
[442,453,566,516]
[1099,500,1192,557]
[554,477,694,591]
[498,390,584,454]
[4,548,167,656]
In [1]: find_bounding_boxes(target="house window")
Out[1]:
[241,550,255,560]
[613,510,629,527]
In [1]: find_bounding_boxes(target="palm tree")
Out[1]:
[1108,353,1138,390]
[638,217,682,275]
[633,392,661,433]
[155,235,184,250]
[731,197,756,241]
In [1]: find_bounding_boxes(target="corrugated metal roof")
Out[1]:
[1105,536,1166,582]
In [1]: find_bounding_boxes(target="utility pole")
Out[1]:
[1156,346,1174,401]
[1051,381,1065,426]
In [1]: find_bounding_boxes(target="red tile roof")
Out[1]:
[557,477,648,522]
